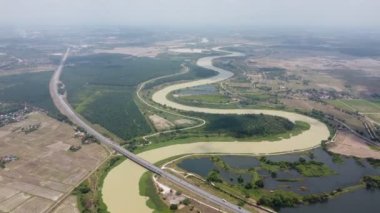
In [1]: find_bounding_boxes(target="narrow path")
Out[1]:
[136,64,206,142]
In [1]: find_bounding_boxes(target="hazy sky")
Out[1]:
[1,0,379,28]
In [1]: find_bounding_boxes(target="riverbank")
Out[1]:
[102,47,330,213]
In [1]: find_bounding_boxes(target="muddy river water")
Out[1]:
[102,47,330,213]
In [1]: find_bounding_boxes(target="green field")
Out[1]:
[367,113,380,123]
[295,163,335,177]
[328,99,380,113]
[144,64,216,90]
[0,71,61,117]
[139,172,171,213]
[204,114,296,138]
[62,54,184,140]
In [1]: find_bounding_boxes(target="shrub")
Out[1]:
[182,198,191,206]
[255,180,264,188]
[170,204,178,210]
[244,183,253,189]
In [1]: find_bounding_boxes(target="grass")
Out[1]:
[367,113,380,123]
[260,163,281,173]
[139,173,172,213]
[258,156,335,177]
[241,93,271,101]
[332,154,345,164]
[75,90,103,113]
[295,163,335,177]
[328,99,380,113]
[326,100,356,112]
[135,155,190,212]
[369,145,380,151]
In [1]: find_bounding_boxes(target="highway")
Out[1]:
[49,48,251,213]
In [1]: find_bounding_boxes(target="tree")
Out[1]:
[170,204,178,210]
[182,198,191,206]
[75,182,91,194]
[271,172,277,178]
[298,157,306,163]
[255,179,264,188]
[207,170,222,183]
[244,183,253,189]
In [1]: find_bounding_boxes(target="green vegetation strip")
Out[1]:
[62,54,184,140]
[328,99,380,113]
[73,156,124,213]
[139,172,171,213]
[138,155,188,213]
[0,71,62,118]
[173,155,380,211]
[135,116,310,153]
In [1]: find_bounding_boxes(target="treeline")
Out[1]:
[74,156,124,213]
[363,176,380,189]
[204,114,295,138]
[0,71,64,119]
[79,89,151,140]
[62,54,187,140]
[64,54,182,88]
[257,191,331,210]
[144,64,216,90]
[259,156,334,177]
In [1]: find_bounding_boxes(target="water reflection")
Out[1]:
[176,85,217,96]
[177,149,380,212]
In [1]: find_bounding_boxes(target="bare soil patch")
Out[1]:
[250,56,380,76]
[149,114,175,131]
[94,47,162,57]
[173,119,194,126]
[52,196,79,213]
[329,130,380,159]
[0,112,108,212]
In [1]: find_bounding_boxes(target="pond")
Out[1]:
[175,84,217,96]
[280,189,380,213]
[177,149,380,212]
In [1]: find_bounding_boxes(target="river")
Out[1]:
[102,47,330,213]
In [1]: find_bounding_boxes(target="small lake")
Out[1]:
[175,85,217,96]
[178,148,380,212]
[280,189,380,213]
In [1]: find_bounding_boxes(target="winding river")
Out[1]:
[102,47,330,213]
